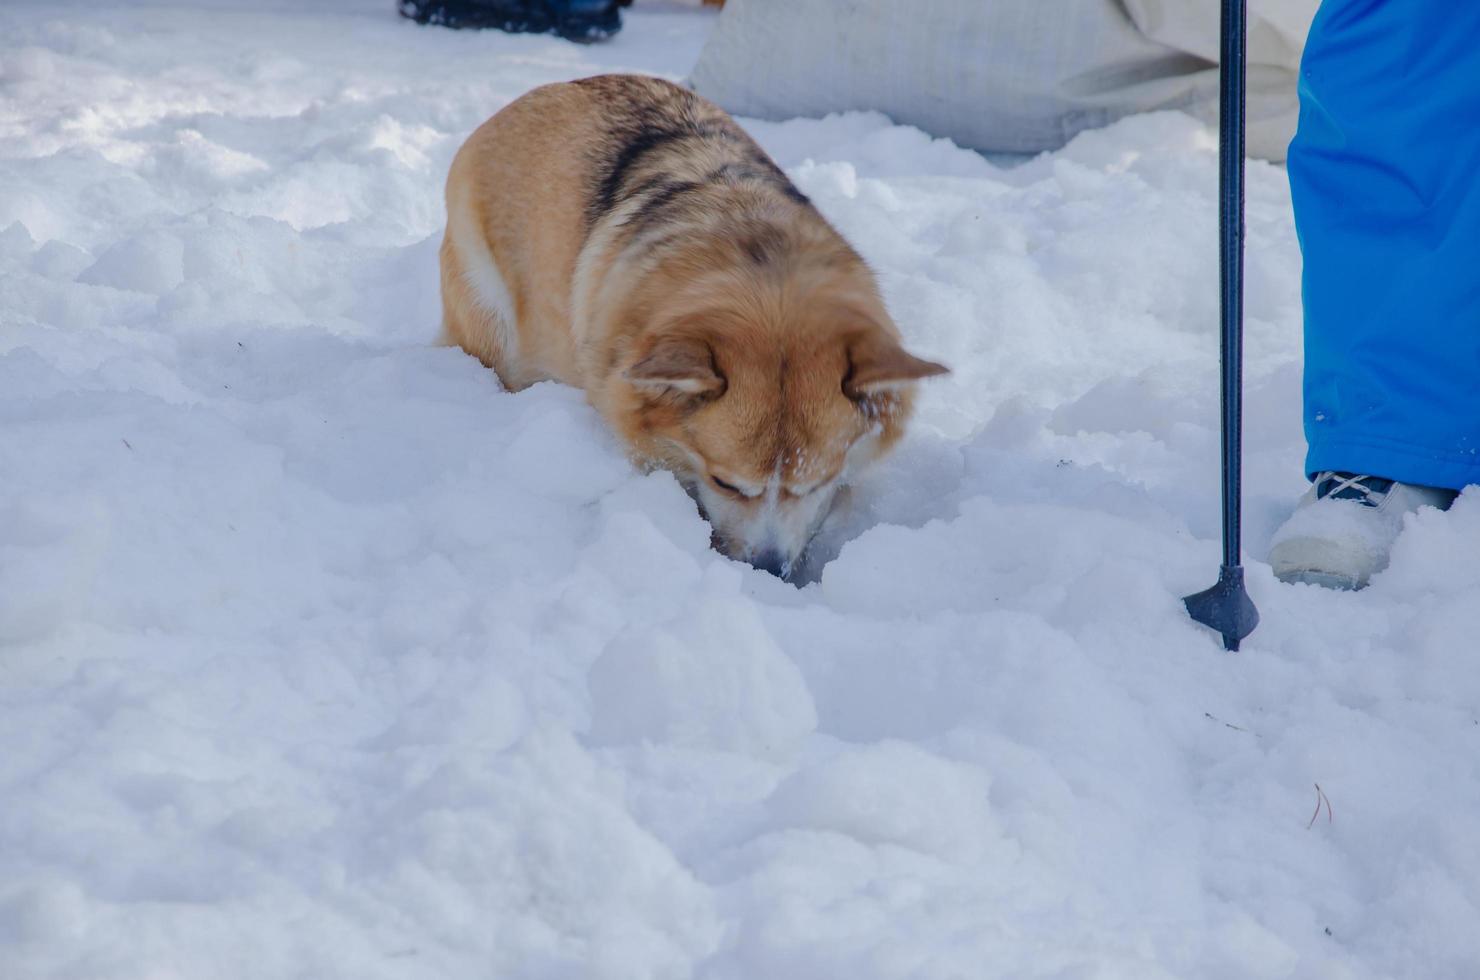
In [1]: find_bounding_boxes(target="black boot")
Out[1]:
[397,0,624,43]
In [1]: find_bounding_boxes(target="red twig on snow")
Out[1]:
[1307,783,1333,829]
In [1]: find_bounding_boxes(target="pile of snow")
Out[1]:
[3,2,1478,978]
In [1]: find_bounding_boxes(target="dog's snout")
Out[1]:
[750,548,789,579]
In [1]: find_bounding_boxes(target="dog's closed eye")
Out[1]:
[782,480,827,499]
[711,475,758,498]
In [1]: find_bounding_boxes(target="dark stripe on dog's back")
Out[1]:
[713,157,810,207]
[623,179,705,235]
[593,124,735,226]
[573,75,810,231]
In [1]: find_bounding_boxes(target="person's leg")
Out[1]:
[1288,0,1480,490]
[1273,0,1479,588]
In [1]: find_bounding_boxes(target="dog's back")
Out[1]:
[569,73,813,260]
[442,74,847,387]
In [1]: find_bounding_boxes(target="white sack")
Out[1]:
[689,0,1318,161]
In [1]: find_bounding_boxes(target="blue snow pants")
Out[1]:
[1287,0,1480,490]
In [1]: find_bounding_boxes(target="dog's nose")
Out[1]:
[750,548,789,579]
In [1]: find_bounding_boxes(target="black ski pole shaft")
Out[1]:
[1183,0,1259,651]
[1218,0,1246,571]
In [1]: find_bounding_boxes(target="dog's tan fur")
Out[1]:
[441,74,946,576]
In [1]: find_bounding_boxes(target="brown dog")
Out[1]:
[440,74,946,578]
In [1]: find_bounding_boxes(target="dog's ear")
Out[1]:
[625,335,725,396]
[843,329,948,399]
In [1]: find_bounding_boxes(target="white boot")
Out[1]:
[1269,472,1456,590]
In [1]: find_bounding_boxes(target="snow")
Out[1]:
[2,1,1478,978]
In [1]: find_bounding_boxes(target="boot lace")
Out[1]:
[1313,471,1392,507]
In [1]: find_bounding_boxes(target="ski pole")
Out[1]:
[1183,0,1259,651]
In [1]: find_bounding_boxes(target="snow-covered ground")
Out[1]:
[3,2,1478,977]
